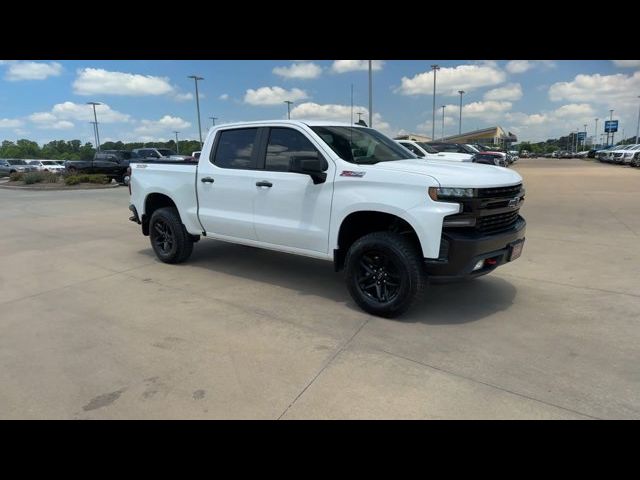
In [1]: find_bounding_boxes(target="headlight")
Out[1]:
[428,187,476,201]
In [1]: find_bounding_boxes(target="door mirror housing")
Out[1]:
[289,155,328,184]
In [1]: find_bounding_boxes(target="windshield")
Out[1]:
[8,160,27,165]
[157,149,176,157]
[310,126,415,164]
[465,144,481,153]
[416,142,438,154]
[42,161,57,165]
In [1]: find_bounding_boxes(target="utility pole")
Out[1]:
[441,105,446,140]
[583,123,587,150]
[187,75,204,147]
[174,131,180,154]
[368,60,373,127]
[284,100,293,119]
[636,96,640,144]
[431,64,440,141]
[89,122,97,151]
[594,118,598,147]
[87,102,101,151]
[458,90,465,135]
[209,116,218,127]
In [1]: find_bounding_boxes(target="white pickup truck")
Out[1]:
[128,120,526,317]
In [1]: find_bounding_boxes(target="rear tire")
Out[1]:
[149,207,193,264]
[344,232,426,318]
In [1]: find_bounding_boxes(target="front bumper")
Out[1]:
[425,216,526,280]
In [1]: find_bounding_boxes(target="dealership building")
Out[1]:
[395,126,516,146]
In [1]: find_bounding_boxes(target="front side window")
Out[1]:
[8,160,27,165]
[213,128,258,169]
[400,142,425,157]
[311,126,414,164]
[416,142,438,154]
[265,128,321,171]
[157,149,175,157]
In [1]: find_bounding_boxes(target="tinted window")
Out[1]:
[416,142,438,154]
[157,149,175,157]
[400,142,424,157]
[213,128,258,169]
[265,128,320,171]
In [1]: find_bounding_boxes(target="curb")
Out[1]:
[0,182,121,191]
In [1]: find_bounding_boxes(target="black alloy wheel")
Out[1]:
[356,250,403,303]
[152,219,175,256]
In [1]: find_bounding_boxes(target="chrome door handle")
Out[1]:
[256,181,272,187]
[201,177,215,183]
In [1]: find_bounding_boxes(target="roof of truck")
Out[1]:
[209,120,364,128]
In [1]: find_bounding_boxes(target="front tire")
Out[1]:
[149,207,193,264]
[344,232,426,318]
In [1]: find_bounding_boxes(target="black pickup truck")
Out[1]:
[64,150,138,184]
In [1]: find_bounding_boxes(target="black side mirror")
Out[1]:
[290,155,328,184]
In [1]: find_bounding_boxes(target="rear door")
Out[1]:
[252,126,334,253]
[196,127,261,240]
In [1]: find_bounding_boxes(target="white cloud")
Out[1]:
[73,68,174,96]
[174,92,193,101]
[331,60,384,73]
[612,60,640,68]
[134,115,191,135]
[553,103,595,118]
[219,93,229,100]
[484,83,523,101]
[244,86,308,106]
[549,72,640,104]
[0,118,24,128]
[273,62,322,79]
[397,64,506,96]
[289,102,393,135]
[462,100,512,117]
[28,112,74,130]
[505,60,533,74]
[27,102,130,132]
[3,61,62,81]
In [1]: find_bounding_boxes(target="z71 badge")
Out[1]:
[340,171,366,177]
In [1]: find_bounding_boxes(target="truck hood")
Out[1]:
[371,159,523,188]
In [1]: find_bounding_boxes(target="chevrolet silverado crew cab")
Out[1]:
[128,120,526,318]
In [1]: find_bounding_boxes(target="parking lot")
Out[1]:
[0,157,638,419]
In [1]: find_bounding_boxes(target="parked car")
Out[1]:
[65,150,137,184]
[631,151,640,168]
[27,160,66,173]
[0,159,38,174]
[132,148,194,162]
[128,120,526,318]
[597,146,618,162]
[395,140,475,162]
[574,150,590,158]
[471,152,508,166]
[615,144,640,165]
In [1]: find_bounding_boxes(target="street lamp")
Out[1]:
[594,118,598,147]
[284,100,293,120]
[441,105,446,140]
[609,109,614,146]
[174,131,180,154]
[209,116,218,127]
[458,90,465,135]
[188,75,204,147]
[583,123,587,150]
[636,96,640,144]
[86,102,101,151]
[430,64,440,141]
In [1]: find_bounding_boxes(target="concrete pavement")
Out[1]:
[0,158,638,419]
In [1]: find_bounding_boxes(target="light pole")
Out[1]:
[89,122,97,151]
[441,105,446,140]
[209,116,218,127]
[368,60,373,128]
[636,96,640,144]
[87,102,101,151]
[174,131,180,154]
[458,90,465,135]
[188,75,204,147]
[594,118,598,147]
[583,123,587,150]
[431,64,440,140]
[284,100,293,119]
[609,109,614,146]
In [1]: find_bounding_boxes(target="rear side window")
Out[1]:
[400,142,424,157]
[265,128,320,171]
[213,128,258,169]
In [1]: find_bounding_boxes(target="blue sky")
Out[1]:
[1,60,639,145]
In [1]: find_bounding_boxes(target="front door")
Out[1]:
[252,127,334,253]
